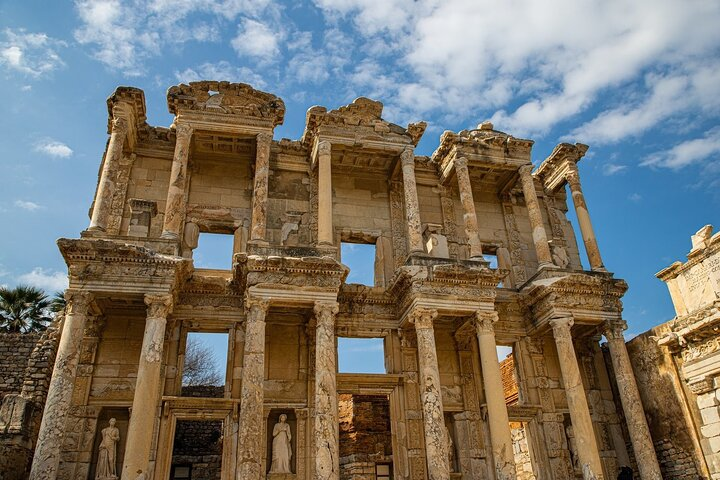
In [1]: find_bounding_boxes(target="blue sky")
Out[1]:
[1,0,719,342]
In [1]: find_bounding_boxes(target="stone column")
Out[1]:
[30,291,93,480]
[473,311,516,480]
[518,165,553,268]
[89,116,128,232]
[549,316,604,479]
[250,133,272,244]
[236,296,269,480]
[565,166,605,271]
[400,147,424,254]
[161,123,193,240]
[455,157,483,260]
[409,307,450,480]
[316,141,334,246]
[604,320,662,480]
[313,301,340,480]
[121,294,173,480]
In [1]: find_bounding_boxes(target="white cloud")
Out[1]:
[231,18,281,58]
[14,200,43,211]
[603,164,627,176]
[35,140,73,158]
[175,61,266,87]
[17,268,68,292]
[0,28,65,77]
[642,127,720,170]
[628,193,642,202]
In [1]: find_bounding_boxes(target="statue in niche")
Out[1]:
[565,424,580,472]
[550,241,570,269]
[96,418,120,479]
[270,414,292,473]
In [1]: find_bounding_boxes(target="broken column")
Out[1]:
[121,294,173,480]
[474,311,516,480]
[400,147,424,255]
[29,291,93,480]
[409,307,450,480]
[454,157,483,260]
[236,296,269,480]
[518,165,553,268]
[314,301,340,480]
[565,165,605,271]
[250,132,272,244]
[89,115,128,232]
[161,123,193,240]
[549,316,604,479]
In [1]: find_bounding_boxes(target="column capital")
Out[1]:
[565,165,581,187]
[603,319,627,341]
[256,132,273,145]
[407,307,438,329]
[64,290,94,316]
[474,310,499,335]
[111,116,129,136]
[144,293,173,319]
[314,300,339,323]
[454,156,468,169]
[549,315,574,336]
[518,164,533,177]
[245,296,270,319]
[400,146,415,165]
[174,122,193,139]
[317,139,332,157]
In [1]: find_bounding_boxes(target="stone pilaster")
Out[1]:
[89,116,128,232]
[313,301,340,480]
[455,157,483,260]
[316,141,334,246]
[250,132,272,243]
[400,147,424,254]
[565,166,605,271]
[161,123,193,240]
[473,311,516,480]
[518,165,553,268]
[549,316,604,479]
[409,307,450,480]
[604,320,662,480]
[29,291,93,480]
[236,296,269,480]
[121,294,173,480]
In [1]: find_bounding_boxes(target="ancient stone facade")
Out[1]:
[20,81,662,480]
[620,225,720,479]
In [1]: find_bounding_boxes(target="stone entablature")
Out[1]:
[16,81,663,480]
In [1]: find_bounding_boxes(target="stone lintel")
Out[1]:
[246,286,338,309]
[106,86,147,150]
[535,142,589,193]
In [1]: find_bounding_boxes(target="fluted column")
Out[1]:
[549,316,604,479]
[313,301,340,480]
[89,116,128,232]
[604,320,662,479]
[30,291,93,480]
[400,147,424,254]
[161,123,193,240]
[518,165,553,267]
[455,157,483,259]
[474,311,516,480]
[121,294,173,480]
[236,297,269,480]
[316,141,334,246]
[250,133,272,243]
[409,307,450,480]
[566,166,605,271]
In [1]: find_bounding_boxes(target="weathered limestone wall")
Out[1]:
[171,420,223,479]
[332,172,391,237]
[265,320,306,402]
[0,332,42,400]
[121,154,172,235]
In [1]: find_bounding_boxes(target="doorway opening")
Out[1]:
[339,394,393,479]
[170,419,224,479]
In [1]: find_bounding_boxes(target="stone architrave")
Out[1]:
[316,141,334,246]
[549,316,604,479]
[89,116,128,232]
[161,123,193,240]
[313,301,340,480]
[250,133,272,243]
[565,166,605,271]
[454,157,483,260]
[121,294,173,480]
[29,291,93,480]
[400,147,424,254]
[409,307,451,480]
[518,165,553,268]
[473,311,516,480]
[237,296,270,480]
[604,320,662,480]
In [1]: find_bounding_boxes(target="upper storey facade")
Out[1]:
[83,81,603,288]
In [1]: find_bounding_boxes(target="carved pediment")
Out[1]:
[167,81,285,126]
[431,121,534,167]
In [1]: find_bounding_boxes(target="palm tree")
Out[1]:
[49,290,66,314]
[0,285,52,333]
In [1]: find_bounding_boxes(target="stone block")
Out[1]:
[702,406,720,425]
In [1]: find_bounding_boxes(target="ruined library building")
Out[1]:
[10,81,666,480]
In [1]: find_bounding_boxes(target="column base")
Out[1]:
[160,231,179,241]
[591,265,608,273]
[86,225,106,233]
[538,261,558,270]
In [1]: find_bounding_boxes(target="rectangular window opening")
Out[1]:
[341,242,377,286]
[337,337,386,373]
[194,232,234,270]
[170,419,224,479]
[498,345,518,406]
[181,332,229,398]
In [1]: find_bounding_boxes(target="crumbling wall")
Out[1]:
[339,394,392,480]
[171,419,223,480]
[0,332,42,401]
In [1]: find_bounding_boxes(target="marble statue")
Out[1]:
[270,414,292,473]
[96,418,120,479]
